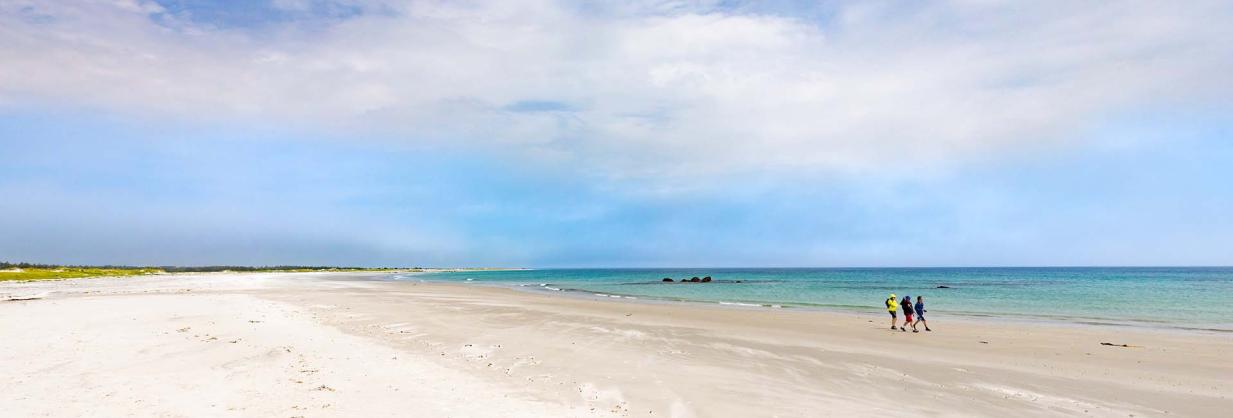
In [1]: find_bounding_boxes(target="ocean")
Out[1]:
[389,267,1233,333]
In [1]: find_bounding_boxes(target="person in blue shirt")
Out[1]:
[912,296,931,332]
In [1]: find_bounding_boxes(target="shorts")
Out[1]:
[904,313,914,321]
[915,313,924,320]
[889,311,897,318]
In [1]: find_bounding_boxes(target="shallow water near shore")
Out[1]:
[393,267,1233,333]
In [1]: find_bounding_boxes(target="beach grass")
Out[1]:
[0,263,421,282]
[0,267,163,281]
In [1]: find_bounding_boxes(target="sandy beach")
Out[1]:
[2,272,1229,417]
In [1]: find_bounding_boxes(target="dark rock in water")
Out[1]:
[662,278,674,282]
[735,280,743,283]
[689,277,701,282]
[937,285,951,289]
[701,276,712,282]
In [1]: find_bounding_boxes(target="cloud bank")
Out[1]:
[3,0,1231,181]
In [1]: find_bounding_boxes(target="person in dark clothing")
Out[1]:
[900,295,913,331]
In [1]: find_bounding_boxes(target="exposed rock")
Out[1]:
[701,276,712,282]
[936,285,951,289]
[662,278,674,282]
[689,277,701,282]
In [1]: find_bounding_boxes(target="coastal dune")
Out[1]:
[2,273,1229,417]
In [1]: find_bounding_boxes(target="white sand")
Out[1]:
[2,273,1230,417]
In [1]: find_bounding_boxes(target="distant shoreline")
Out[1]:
[396,267,1233,335]
[397,275,1233,336]
[0,263,526,282]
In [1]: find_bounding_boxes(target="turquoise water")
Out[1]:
[393,268,1233,332]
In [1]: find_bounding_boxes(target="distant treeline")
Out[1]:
[159,265,413,272]
[1,262,418,272]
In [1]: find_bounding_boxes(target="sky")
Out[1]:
[1,0,1231,267]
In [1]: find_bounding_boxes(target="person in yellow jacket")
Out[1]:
[885,293,899,330]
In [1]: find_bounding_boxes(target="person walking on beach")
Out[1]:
[900,295,913,331]
[885,293,899,330]
[913,296,931,332]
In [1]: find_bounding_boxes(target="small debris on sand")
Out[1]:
[5,296,43,301]
[4,292,49,301]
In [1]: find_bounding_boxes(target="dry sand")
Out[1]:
[2,272,1230,417]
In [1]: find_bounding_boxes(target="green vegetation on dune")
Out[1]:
[0,262,421,282]
[0,267,162,281]
[158,265,415,273]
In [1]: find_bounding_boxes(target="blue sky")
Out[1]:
[1,1,1231,267]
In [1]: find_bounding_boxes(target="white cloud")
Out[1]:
[2,0,1230,183]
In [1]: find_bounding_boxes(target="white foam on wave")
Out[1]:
[544,287,561,291]
[718,301,760,307]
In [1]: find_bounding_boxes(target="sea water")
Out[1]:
[391,267,1233,333]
